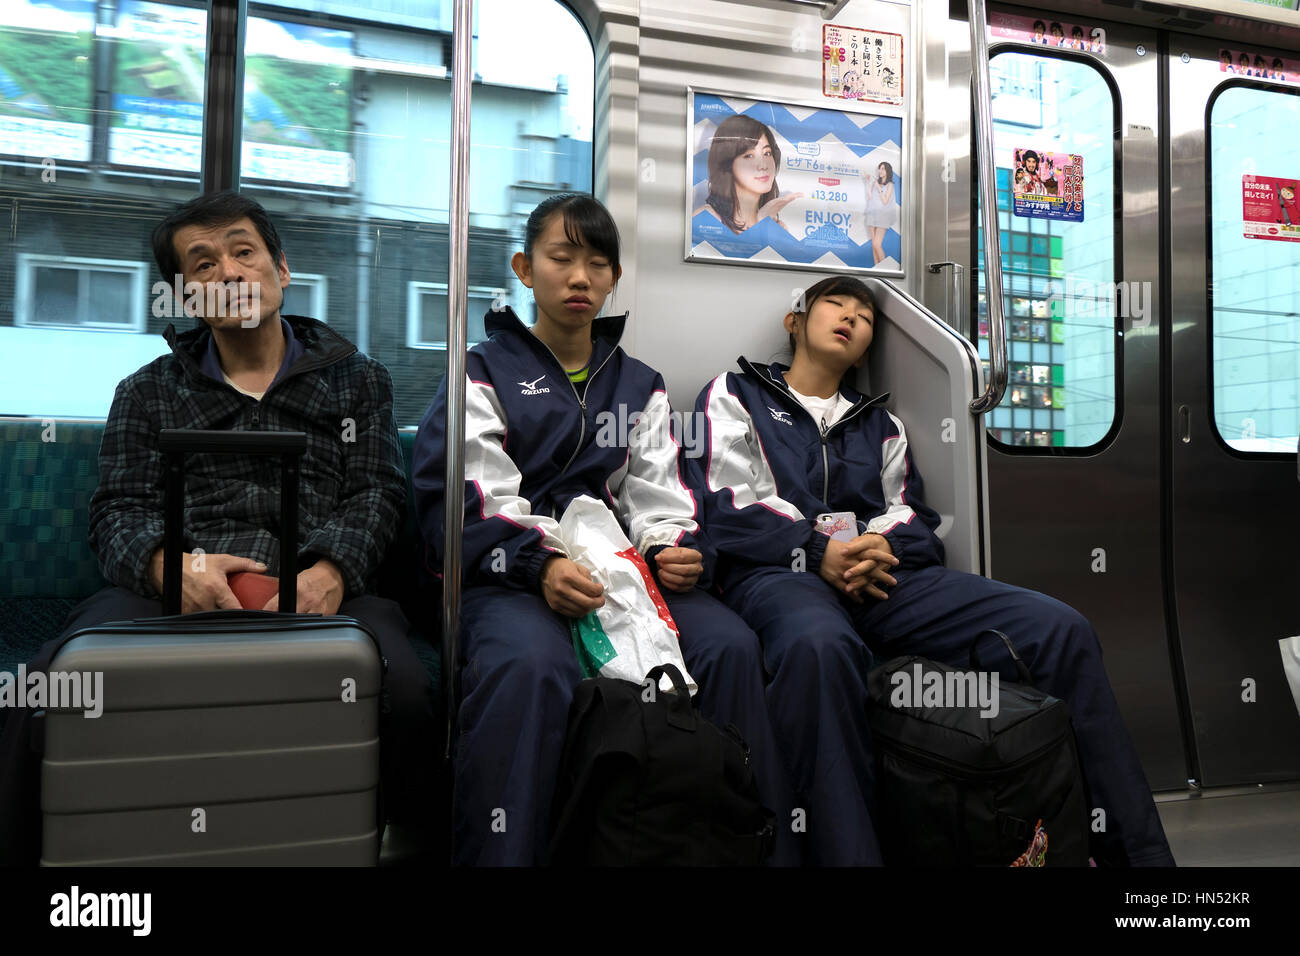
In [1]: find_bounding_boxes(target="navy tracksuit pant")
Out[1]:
[453,584,797,866]
[0,586,438,866]
[723,564,1175,867]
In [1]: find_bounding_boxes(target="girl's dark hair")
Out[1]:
[523,192,620,275]
[877,161,894,185]
[152,189,284,282]
[1255,55,1267,68]
[1033,20,1046,31]
[1050,21,1063,34]
[787,275,877,354]
[1072,26,1083,38]
[705,114,781,234]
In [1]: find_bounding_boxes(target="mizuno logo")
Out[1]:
[768,407,793,425]
[519,375,550,395]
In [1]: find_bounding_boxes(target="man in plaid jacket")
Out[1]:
[0,191,436,864]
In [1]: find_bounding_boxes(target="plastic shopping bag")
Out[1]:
[558,495,696,695]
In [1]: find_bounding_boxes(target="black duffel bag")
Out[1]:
[548,663,775,866]
[866,629,1090,866]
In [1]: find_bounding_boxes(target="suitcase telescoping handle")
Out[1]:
[969,629,1034,685]
[158,429,308,616]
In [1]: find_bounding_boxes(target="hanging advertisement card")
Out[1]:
[1242,174,1300,242]
[1011,147,1083,222]
[822,24,903,107]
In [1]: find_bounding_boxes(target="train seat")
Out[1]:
[859,279,989,576]
[0,420,443,698]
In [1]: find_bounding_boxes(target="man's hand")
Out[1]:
[261,559,346,615]
[842,533,899,601]
[148,548,267,614]
[818,538,865,603]
[541,556,605,618]
[654,547,703,593]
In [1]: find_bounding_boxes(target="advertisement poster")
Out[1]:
[1011,147,1083,222]
[107,3,353,185]
[1218,48,1296,83]
[822,25,903,107]
[241,17,354,187]
[0,0,95,162]
[108,0,207,172]
[1242,175,1300,242]
[687,91,903,273]
[988,11,1105,55]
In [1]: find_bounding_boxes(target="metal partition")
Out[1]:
[862,280,989,576]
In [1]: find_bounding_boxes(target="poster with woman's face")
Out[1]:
[686,90,904,274]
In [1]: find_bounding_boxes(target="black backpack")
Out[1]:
[548,663,776,866]
[866,630,1090,866]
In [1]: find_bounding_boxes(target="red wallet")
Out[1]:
[227,571,281,610]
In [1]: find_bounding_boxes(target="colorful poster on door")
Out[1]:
[1242,175,1300,242]
[988,11,1105,55]
[686,90,903,273]
[1011,148,1083,222]
[822,25,903,107]
[1217,48,1297,83]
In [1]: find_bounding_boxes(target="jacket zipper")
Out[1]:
[756,365,879,507]
[530,336,618,517]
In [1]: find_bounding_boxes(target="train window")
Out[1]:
[238,0,594,426]
[406,283,499,349]
[1207,84,1300,453]
[0,0,208,417]
[977,50,1118,450]
[280,273,328,324]
[14,255,150,332]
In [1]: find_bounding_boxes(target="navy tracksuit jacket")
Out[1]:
[685,358,1175,866]
[411,310,794,865]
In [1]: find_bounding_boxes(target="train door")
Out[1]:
[943,4,1264,793]
[946,4,1300,791]
[1165,36,1300,785]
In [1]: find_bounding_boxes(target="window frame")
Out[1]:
[280,271,328,323]
[14,253,150,332]
[1204,77,1300,460]
[406,281,503,350]
[973,43,1125,456]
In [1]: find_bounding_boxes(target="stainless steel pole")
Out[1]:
[967,0,1008,414]
[442,0,472,759]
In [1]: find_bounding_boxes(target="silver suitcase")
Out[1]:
[40,430,384,866]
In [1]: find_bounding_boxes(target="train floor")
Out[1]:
[1156,782,1300,866]
[378,780,1300,866]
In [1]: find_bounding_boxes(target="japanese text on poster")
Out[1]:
[687,92,903,273]
[1012,148,1083,222]
[822,25,903,107]
[1242,175,1300,242]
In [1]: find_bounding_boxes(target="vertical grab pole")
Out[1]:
[442,0,473,760]
[967,0,1008,414]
